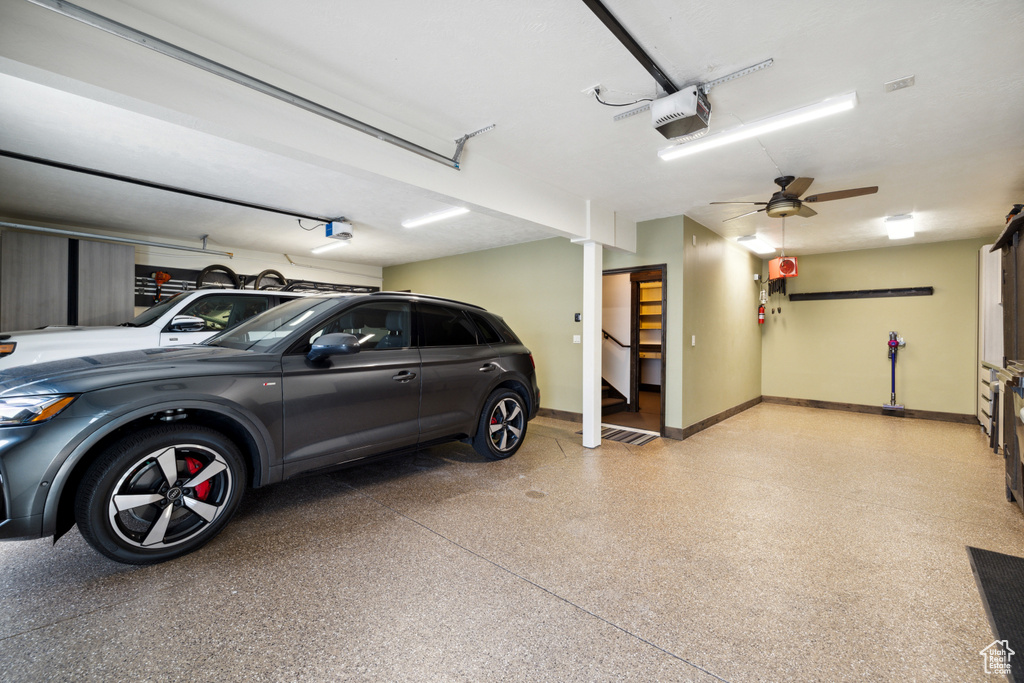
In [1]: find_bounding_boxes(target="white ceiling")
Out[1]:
[1,0,1022,266]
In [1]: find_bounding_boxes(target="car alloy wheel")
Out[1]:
[473,389,527,460]
[76,425,244,564]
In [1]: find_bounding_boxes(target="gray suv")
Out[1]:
[0,292,539,564]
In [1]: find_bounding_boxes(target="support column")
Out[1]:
[581,239,603,448]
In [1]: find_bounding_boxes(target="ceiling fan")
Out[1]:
[712,176,878,222]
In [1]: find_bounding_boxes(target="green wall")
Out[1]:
[382,218,984,431]
[761,238,989,414]
[385,217,767,432]
[383,237,584,414]
[683,219,764,425]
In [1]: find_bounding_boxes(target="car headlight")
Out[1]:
[0,395,77,426]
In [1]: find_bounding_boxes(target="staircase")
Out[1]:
[601,381,627,416]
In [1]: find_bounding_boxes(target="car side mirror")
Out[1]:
[308,333,360,362]
[168,315,206,333]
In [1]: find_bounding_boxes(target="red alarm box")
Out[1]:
[768,256,798,279]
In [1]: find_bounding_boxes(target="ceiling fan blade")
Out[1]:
[796,205,818,218]
[803,186,878,203]
[723,208,766,223]
[710,201,768,205]
[785,177,814,198]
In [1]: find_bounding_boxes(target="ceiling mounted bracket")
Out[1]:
[452,124,496,168]
[26,0,467,170]
[698,59,773,94]
[613,59,774,122]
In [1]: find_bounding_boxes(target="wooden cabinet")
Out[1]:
[993,214,1024,511]
[0,230,134,331]
[0,231,68,331]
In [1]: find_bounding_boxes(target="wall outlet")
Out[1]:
[573,335,581,344]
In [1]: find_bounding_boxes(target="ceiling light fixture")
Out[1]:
[402,206,470,228]
[658,92,858,161]
[885,214,915,239]
[736,234,776,255]
[310,241,349,254]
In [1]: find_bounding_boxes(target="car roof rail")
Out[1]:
[370,290,486,311]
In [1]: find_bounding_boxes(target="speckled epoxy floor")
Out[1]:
[1,403,1021,681]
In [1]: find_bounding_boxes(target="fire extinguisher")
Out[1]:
[758,304,765,325]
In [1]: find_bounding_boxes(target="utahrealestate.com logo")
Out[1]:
[980,640,1014,675]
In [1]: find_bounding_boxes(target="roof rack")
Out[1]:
[369,290,486,311]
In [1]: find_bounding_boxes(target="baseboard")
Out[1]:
[639,383,662,393]
[536,407,582,422]
[760,395,979,424]
[679,396,763,440]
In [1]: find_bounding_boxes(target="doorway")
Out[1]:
[601,265,666,434]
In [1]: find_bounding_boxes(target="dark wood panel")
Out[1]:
[789,286,933,302]
[761,395,978,424]
[0,231,68,331]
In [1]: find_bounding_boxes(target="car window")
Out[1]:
[127,292,190,327]
[299,301,412,353]
[418,303,478,347]
[468,312,503,344]
[177,295,269,332]
[209,297,340,351]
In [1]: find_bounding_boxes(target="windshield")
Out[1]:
[125,292,190,327]
[206,297,345,351]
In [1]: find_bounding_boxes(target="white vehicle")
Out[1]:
[0,289,305,369]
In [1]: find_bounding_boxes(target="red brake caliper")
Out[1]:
[185,456,211,500]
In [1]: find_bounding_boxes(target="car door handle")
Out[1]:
[479,363,497,372]
[392,371,417,383]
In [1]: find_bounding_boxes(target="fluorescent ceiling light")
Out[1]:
[736,234,776,255]
[659,92,858,161]
[310,241,349,254]
[402,206,470,228]
[885,214,915,239]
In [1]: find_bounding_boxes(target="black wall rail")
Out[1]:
[789,287,934,302]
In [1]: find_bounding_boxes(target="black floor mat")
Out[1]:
[968,546,1024,681]
[575,426,659,446]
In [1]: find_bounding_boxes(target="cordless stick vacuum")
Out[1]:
[883,331,906,412]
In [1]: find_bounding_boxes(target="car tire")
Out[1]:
[75,425,245,565]
[254,269,288,290]
[472,389,528,460]
[195,264,240,289]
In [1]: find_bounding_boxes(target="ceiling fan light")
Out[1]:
[885,214,915,239]
[736,234,776,254]
[659,92,858,161]
[402,206,470,228]
[766,199,802,218]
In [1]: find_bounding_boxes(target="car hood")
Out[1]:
[0,345,276,397]
[0,325,152,367]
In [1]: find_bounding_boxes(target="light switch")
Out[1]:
[573,335,581,344]
[691,335,696,347]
